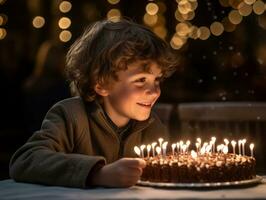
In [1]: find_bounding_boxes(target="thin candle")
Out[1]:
[156,146,161,157]
[162,141,168,157]
[231,140,236,154]
[151,142,157,157]
[140,145,146,158]
[171,143,176,156]
[196,142,200,154]
[242,139,246,156]
[196,138,201,149]
[147,144,151,158]
[158,138,164,150]
[134,146,141,157]
[211,137,216,153]
[249,143,254,157]
[238,140,242,155]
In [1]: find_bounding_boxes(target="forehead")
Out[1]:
[123,60,162,77]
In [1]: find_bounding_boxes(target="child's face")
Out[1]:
[100,61,162,127]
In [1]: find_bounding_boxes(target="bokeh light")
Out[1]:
[0,28,7,39]
[32,16,45,28]
[59,30,72,42]
[59,1,72,13]
[58,17,71,29]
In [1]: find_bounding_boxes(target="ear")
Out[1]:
[94,83,109,97]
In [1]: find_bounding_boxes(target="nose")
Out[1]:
[145,83,161,97]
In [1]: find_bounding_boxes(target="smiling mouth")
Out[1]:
[137,102,153,107]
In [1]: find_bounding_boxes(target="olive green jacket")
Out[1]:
[9,97,168,188]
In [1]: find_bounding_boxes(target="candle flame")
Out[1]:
[171,143,176,149]
[140,145,146,151]
[250,143,254,150]
[186,140,191,146]
[242,139,247,144]
[191,150,197,159]
[147,144,151,152]
[196,138,201,143]
[156,146,161,155]
[151,142,157,148]
[231,140,236,146]
[224,138,229,145]
[211,136,216,142]
[222,145,229,154]
[134,146,141,157]
[162,141,168,149]
[158,138,164,143]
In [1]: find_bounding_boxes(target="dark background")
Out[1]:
[1,0,266,179]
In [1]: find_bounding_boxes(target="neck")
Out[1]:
[102,99,130,128]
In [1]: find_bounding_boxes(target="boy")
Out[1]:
[9,19,177,188]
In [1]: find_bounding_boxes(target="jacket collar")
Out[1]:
[85,100,155,135]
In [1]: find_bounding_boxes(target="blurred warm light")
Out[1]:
[0,14,7,25]
[146,3,159,15]
[210,21,224,36]
[59,30,72,42]
[253,0,265,15]
[107,0,120,5]
[258,13,266,29]
[175,10,186,22]
[222,17,236,32]
[256,45,266,66]
[244,0,256,5]
[157,14,166,25]
[190,1,198,10]
[170,34,186,49]
[219,0,230,7]
[153,26,167,39]
[59,1,72,13]
[229,0,242,9]
[228,10,243,24]
[157,2,166,13]
[0,28,7,39]
[0,0,6,5]
[182,11,195,21]
[176,22,190,37]
[107,9,121,20]
[238,2,253,16]
[143,13,158,26]
[32,16,45,28]
[178,0,192,14]
[188,25,200,39]
[198,26,210,40]
[58,17,71,29]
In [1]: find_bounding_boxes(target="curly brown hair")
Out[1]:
[65,18,178,102]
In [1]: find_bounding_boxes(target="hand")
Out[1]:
[91,158,146,187]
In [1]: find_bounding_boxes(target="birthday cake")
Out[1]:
[135,138,256,183]
[141,153,256,183]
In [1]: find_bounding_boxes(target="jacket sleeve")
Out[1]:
[9,100,106,188]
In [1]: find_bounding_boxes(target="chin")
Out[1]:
[135,114,150,121]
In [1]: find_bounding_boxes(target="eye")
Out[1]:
[135,77,146,83]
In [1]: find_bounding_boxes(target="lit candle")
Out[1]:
[158,138,164,150]
[197,138,201,149]
[186,140,191,152]
[242,139,246,156]
[231,140,236,154]
[238,140,242,155]
[191,150,197,160]
[162,141,168,157]
[171,143,176,156]
[156,146,161,157]
[224,138,229,146]
[134,146,141,157]
[140,145,146,158]
[195,142,200,154]
[147,144,151,158]
[211,137,216,153]
[151,142,157,157]
[179,140,184,154]
[222,145,228,154]
[249,143,254,157]
[176,142,180,154]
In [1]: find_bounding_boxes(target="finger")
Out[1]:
[121,158,146,168]
[126,167,143,177]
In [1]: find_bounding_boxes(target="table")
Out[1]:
[0,177,266,200]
